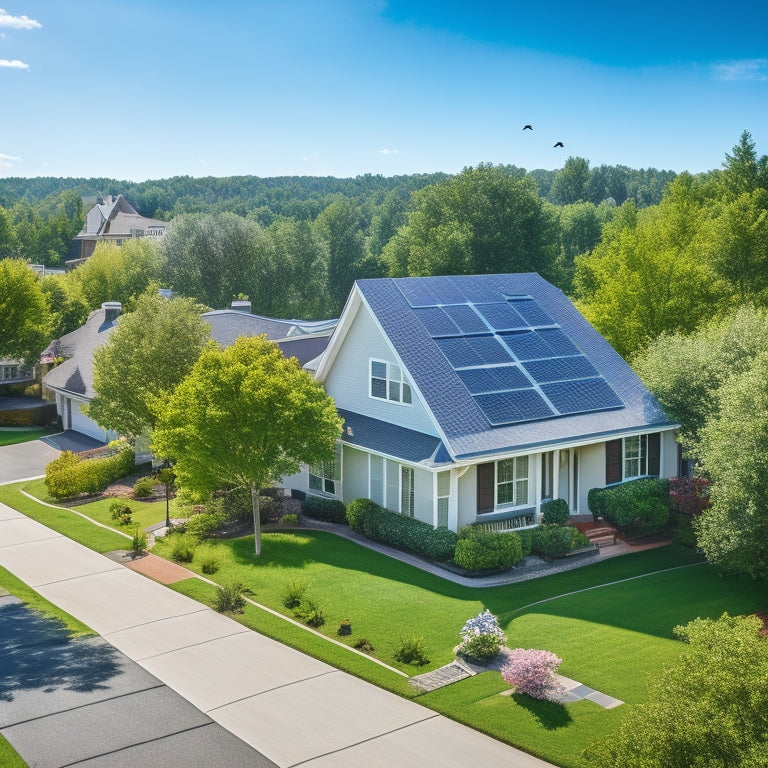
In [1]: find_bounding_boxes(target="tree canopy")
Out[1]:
[583,613,768,768]
[0,258,52,361]
[88,291,210,440]
[152,335,342,555]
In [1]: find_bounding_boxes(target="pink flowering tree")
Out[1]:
[501,648,565,701]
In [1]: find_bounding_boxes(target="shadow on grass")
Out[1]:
[511,692,572,729]
[0,599,122,705]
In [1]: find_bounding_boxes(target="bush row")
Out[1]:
[45,447,135,500]
[0,402,58,426]
[454,525,523,571]
[588,478,670,531]
[531,524,590,559]
[301,494,347,523]
[346,498,458,562]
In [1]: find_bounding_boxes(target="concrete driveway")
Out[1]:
[0,438,60,485]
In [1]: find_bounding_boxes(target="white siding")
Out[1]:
[324,304,438,436]
[661,429,678,478]
[68,397,108,442]
[341,446,369,503]
[457,465,477,529]
[280,466,308,496]
[413,467,433,524]
[578,442,604,513]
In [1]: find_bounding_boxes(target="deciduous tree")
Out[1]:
[152,336,342,555]
[0,258,52,361]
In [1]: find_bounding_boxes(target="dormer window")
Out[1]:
[370,360,412,405]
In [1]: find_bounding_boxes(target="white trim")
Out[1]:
[368,357,414,407]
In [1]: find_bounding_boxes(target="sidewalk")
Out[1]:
[0,501,554,768]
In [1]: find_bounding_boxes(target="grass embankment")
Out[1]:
[0,428,53,447]
[5,480,767,768]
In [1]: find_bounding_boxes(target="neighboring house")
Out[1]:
[282,274,679,532]
[42,299,337,442]
[70,195,168,262]
[0,358,35,385]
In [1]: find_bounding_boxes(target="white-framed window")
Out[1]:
[496,456,529,507]
[436,470,450,528]
[370,359,412,405]
[623,435,647,479]
[309,442,342,496]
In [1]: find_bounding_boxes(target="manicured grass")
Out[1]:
[4,480,767,768]
[0,482,130,553]
[0,734,27,768]
[22,477,180,533]
[0,427,53,447]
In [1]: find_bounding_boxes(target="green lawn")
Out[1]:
[4,480,767,768]
[0,427,53,447]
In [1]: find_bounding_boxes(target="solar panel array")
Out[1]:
[397,278,624,427]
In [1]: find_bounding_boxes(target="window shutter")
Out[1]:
[648,432,661,476]
[605,439,622,484]
[477,462,494,514]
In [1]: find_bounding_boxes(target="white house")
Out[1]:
[282,274,679,532]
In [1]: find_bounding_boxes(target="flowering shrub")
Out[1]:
[501,648,565,701]
[456,609,507,661]
[668,476,711,517]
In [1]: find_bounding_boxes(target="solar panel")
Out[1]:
[508,297,555,327]
[413,307,460,337]
[499,330,553,361]
[457,365,531,394]
[475,302,528,331]
[466,335,514,365]
[436,335,512,368]
[395,279,441,307]
[443,305,489,334]
[474,389,555,425]
[522,356,599,384]
[541,377,623,415]
[538,328,581,356]
[429,277,470,305]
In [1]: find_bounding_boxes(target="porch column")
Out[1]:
[535,453,543,521]
[552,449,560,501]
[568,449,575,512]
[448,468,459,532]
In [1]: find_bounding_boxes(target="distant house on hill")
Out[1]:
[70,194,168,265]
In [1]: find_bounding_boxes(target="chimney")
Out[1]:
[102,301,122,323]
[230,299,252,313]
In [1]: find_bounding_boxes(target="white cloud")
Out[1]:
[0,153,22,173]
[378,148,400,155]
[0,9,41,29]
[712,59,768,82]
[0,58,29,69]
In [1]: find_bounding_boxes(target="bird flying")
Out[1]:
[554,141,564,147]
[523,124,533,130]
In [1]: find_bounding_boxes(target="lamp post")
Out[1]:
[155,461,175,529]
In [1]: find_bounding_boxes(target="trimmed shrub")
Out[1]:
[588,478,670,531]
[132,477,156,498]
[517,528,533,557]
[281,513,299,526]
[258,494,284,524]
[200,556,220,575]
[109,500,133,526]
[393,636,430,666]
[45,447,135,500]
[221,486,252,522]
[454,527,523,571]
[294,597,325,627]
[214,581,245,613]
[501,648,565,701]
[540,498,570,526]
[301,494,347,523]
[345,498,457,562]
[456,609,507,662]
[532,525,577,559]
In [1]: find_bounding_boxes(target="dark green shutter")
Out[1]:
[605,439,622,484]
[477,462,494,514]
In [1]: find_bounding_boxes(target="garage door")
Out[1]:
[68,398,108,442]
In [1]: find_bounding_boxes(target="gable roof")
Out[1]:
[321,274,675,461]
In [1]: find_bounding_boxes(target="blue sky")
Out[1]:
[1,1,766,181]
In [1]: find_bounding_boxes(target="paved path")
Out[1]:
[0,440,60,485]
[0,502,554,768]
[0,595,274,768]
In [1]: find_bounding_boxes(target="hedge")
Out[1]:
[346,498,457,562]
[44,447,135,500]
[531,525,589,559]
[540,498,570,526]
[588,478,670,531]
[454,526,523,571]
[301,494,347,524]
[0,402,58,427]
